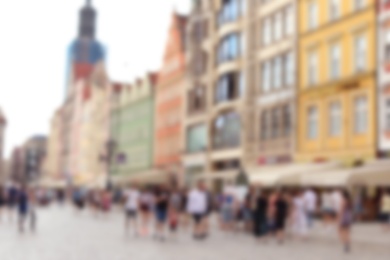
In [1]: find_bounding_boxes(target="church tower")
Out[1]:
[65,0,105,97]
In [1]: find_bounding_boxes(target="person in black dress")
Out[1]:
[275,190,289,244]
[254,189,268,240]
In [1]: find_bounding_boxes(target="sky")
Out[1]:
[0,0,191,158]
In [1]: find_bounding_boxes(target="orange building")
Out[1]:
[154,12,188,181]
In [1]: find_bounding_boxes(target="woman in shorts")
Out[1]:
[139,186,154,236]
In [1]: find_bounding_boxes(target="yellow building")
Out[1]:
[297,0,377,165]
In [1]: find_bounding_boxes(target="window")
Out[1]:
[261,61,272,92]
[354,35,367,72]
[354,96,368,134]
[307,106,318,139]
[188,86,205,114]
[215,73,240,103]
[329,101,342,136]
[274,13,283,41]
[218,0,242,26]
[262,18,272,45]
[308,2,318,30]
[354,0,365,10]
[329,0,340,21]
[218,33,241,64]
[308,51,318,86]
[273,56,282,89]
[285,52,295,86]
[329,44,341,80]
[285,6,294,36]
[213,112,241,149]
[187,124,207,153]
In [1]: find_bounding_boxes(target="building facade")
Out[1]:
[207,0,256,184]
[10,147,24,182]
[297,0,377,164]
[22,136,47,182]
[183,0,211,184]
[110,74,157,180]
[378,0,390,155]
[60,0,107,185]
[155,13,188,182]
[43,109,62,180]
[256,0,297,166]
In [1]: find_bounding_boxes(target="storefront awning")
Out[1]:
[301,160,390,187]
[192,170,238,181]
[249,162,339,187]
[112,169,171,186]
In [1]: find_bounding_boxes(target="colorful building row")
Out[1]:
[42,0,390,191]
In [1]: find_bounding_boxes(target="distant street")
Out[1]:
[0,205,388,260]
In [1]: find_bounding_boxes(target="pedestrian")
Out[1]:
[28,187,37,233]
[338,190,353,253]
[101,190,111,214]
[168,187,182,239]
[380,189,390,232]
[275,190,289,244]
[303,187,317,228]
[139,186,154,237]
[124,183,140,236]
[291,190,308,240]
[243,186,256,232]
[7,183,18,222]
[154,185,169,241]
[321,188,334,230]
[331,188,343,223]
[254,189,268,241]
[179,187,190,231]
[203,185,213,235]
[0,185,5,222]
[17,184,29,233]
[220,184,235,231]
[187,181,208,240]
[267,190,277,236]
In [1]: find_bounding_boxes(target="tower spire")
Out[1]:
[78,0,96,39]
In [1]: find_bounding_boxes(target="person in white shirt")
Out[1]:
[303,188,317,228]
[124,183,140,236]
[331,189,343,219]
[187,181,208,239]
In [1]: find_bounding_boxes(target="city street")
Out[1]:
[0,205,388,260]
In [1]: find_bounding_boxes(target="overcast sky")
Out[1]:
[0,0,190,158]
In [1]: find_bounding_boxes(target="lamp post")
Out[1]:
[104,139,116,190]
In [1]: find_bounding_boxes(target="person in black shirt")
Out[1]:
[254,190,268,240]
[154,185,169,241]
[275,190,289,244]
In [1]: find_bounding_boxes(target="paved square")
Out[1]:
[0,205,388,260]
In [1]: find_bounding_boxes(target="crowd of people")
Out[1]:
[2,179,389,255]
[0,183,64,233]
[106,181,363,253]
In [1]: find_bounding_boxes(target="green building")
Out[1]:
[110,74,157,181]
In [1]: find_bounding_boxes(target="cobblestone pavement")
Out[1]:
[0,205,389,260]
